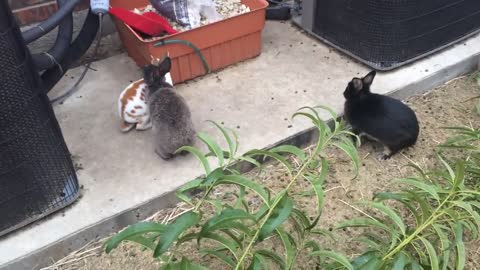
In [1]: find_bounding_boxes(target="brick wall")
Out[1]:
[9,0,90,26]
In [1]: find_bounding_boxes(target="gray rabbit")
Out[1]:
[143,56,195,160]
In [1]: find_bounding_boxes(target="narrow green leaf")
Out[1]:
[292,111,321,126]
[307,216,321,231]
[350,251,378,269]
[304,162,326,221]
[200,249,236,268]
[197,132,224,167]
[216,175,270,205]
[304,240,321,252]
[276,227,296,269]
[105,222,167,253]
[451,200,480,230]
[437,154,456,184]
[291,208,311,230]
[258,195,293,241]
[395,178,440,201]
[179,257,209,270]
[408,190,433,221]
[254,203,270,221]
[313,104,338,120]
[418,236,439,270]
[318,157,329,184]
[356,237,381,251]
[270,145,307,161]
[245,149,293,173]
[433,224,451,270]
[205,199,224,212]
[256,249,286,269]
[290,213,305,239]
[460,220,477,238]
[453,224,466,270]
[310,250,353,270]
[374,192,422,226]
[122,235,156,251]
[176,146,211,174]
[360,201,406,235]
[175,232,198,246]
[310,228,335,241]
[221,229,245,249]
[200,208,254,237]
[392,252,409,270]
[247,253,263,270]
[200,232,240,260]
[154,211,200,257]
[332,137,359,176]
[234,186,247,210]
[410,260,423,270]
[237,156,261,167]
[202,168,225,186]
[176,179,203,205]
[207,120,236,158]
[357,256,382,270]
[335,217,391,233]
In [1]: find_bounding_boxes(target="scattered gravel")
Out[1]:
[133,0,250,34]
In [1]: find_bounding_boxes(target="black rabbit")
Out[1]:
[144,56,195,160]
[343,71,419,160]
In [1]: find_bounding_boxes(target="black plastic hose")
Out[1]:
[22,0,82,44]
[41,10,99,93]
[31,0,73,71]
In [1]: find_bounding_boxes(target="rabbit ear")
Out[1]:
[158,56,172,77]
[352,78,363,91]
[362,70,376,87]
[150,55,160,66]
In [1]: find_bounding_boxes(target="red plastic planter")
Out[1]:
[110,0,268,84]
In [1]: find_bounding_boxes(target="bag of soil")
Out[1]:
[150,0,221,29]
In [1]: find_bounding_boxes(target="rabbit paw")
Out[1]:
[120,121,135,133]
[378,154,391,161]
[156,149,174,160]
[378,147,394,161]
[136,120,152,131]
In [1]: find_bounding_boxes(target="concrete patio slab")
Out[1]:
[1,21,479,270]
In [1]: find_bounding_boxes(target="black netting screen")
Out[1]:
[0,3,79,237]
[312,0,480,70]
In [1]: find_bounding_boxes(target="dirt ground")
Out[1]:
[46,74,480,270]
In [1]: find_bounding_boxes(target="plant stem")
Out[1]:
[234,140,325,269]
[381,192,454,262]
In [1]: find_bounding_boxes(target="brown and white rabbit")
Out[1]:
[144,56,195,160]
[117,57,173,133]
[343,71,419,160]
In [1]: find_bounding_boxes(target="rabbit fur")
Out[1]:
[144,56,195,160]
[343,71,419,160]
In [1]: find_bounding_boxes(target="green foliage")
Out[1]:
[105,106,360,269]
[105,101,480,269]
[340,124,480,269]
[439,126,480,187]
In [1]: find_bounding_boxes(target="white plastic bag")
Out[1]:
[150,0,221,29]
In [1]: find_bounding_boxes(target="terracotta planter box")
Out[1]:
[110,0,268,84]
